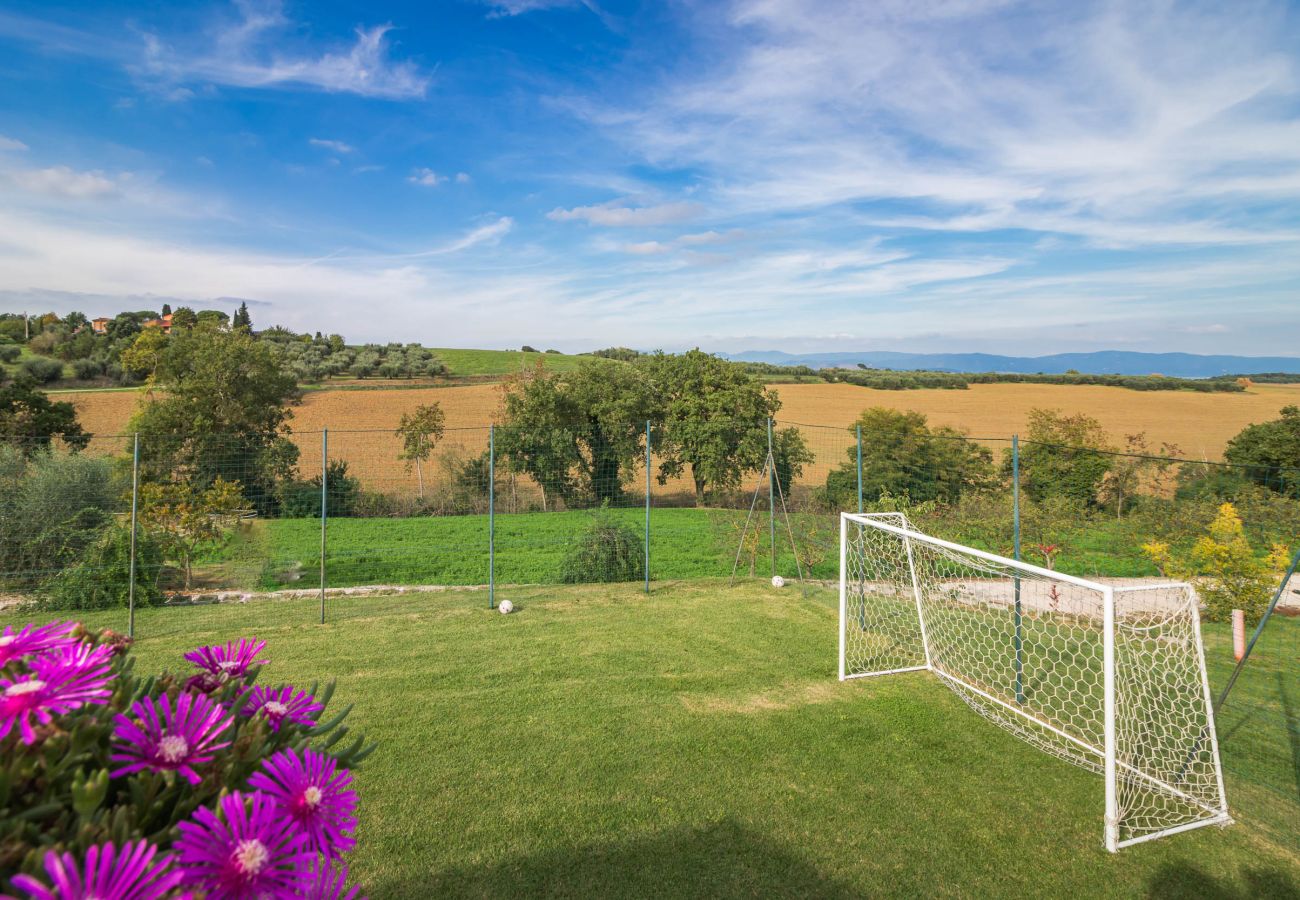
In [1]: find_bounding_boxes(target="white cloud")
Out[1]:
[0,135,28,152]
[10,166,121,198]
[548,200,702,227]
[481,0,583,17]
[308,138,355,154]
[455,172,472,184]
[408,168,445,187]
[621,241,671,255]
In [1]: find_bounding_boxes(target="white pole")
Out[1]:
[902,532,932,671]
[838,513,847,682]
[1103,584,1119,852]
[1190,589,1231,819]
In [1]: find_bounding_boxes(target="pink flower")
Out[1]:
[174,791,315,899]
[0,621,79,667]
[239,685,323,732]
[111,691,232,786]
[8,840,183,900]
[305,857,364,900]
[183,639,267,684]
[0,642,114,744]
[249,747,357,859]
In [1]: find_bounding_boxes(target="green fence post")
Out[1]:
[1012,433,1024,704]
[128,432,139,639]
[489,424,496,610]
[320,428,327,625]
[856,423,863,514]
[645,420,651,594]
[767,418,776,578]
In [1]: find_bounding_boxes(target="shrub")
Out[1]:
[20,357,64,384]
[42,524,165,609]
[71,358,103,380]
[0,345,20,363]
[1187,503,1275,624]
[280,460,362,518]
[0,626,373,894]
[560,506,645,583]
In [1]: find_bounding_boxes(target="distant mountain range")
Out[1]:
[723,350,1300,378]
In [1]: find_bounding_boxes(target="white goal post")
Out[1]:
[839,513,1231,852]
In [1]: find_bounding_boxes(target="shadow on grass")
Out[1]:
[1145,862,1299,900]
[374,821,857,899]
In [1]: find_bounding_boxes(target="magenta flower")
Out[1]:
[305,858,364,900]
[183,638,267,683]
[174,791,315,899]
[0,642,114,744]
[249,748,357,858]
[239,685,323,732]
[0,621,79,667]
[111,691,232,786]
[8,840,183,900]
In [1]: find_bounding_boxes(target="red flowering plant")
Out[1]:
[0,622,375,899]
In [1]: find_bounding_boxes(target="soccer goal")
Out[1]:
[838,512,1230,852]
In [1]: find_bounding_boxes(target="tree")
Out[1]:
[1223,405,1300,498]
[395,403,446,498]
[821,408,993,508]
[119,328,169,380]
[0,376,89,452]
[232,302,253,332]
[129,328,300,514]
[161,303,172,316]
[170,306,198,330]
[640,349,801,506]
[495,360,657,507]
[1007,408,1114,506]
[1098,433,1180,517]
[195,309,230,330]
[138,477,244,589]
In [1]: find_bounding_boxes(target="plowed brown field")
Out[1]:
[54,381,1300,491]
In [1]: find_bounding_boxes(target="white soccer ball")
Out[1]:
[771,575,786,588]
[498,599,514,614]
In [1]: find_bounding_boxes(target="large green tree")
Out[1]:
[640,350,807,506]
[129,328,300,514]
[822,407,994,508]
[1224,405,1300,498]
[1006,408,1114,506]
[0,376,89,453]
[495,360,658,507]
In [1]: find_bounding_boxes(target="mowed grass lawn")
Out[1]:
[18,581,1298,898]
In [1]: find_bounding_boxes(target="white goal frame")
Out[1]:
[838,512,1231,852]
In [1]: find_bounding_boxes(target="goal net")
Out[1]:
[839,513,1230,851]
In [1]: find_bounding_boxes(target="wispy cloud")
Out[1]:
[0,135,27,152]
[9,166,121,198]
[308,138,355,154]
[408,168,445,187]
[0,2,430,100]
[549,200,703,227]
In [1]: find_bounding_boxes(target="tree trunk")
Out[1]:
[693,467,707,507]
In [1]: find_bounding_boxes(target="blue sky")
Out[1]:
[1,0,1299,355]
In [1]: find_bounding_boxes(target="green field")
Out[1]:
[203,505,1200,594]
[7,581,1296,897]
[430,347,597,377]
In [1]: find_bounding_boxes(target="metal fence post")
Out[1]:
[644,419,651,594]
[320,428,327,625]
[767,418,776,578]
[489,424,495,610]
[1012,433,1024,704]
[856,423,863,514]
[128,432,139,639]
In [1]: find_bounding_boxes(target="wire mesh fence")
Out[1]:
[0,417,1295,838]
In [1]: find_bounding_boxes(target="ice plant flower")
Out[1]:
[111,691,232,786]
[239,685,323,732]
[249,747,357,858]
[174,790,315,899]
[0,642,114,744]
[305,857,363,900]
[0,620,79,667]
[8,840,183,900]
[183,638,267,684]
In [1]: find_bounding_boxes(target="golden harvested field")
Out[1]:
[55,381,1300,491]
